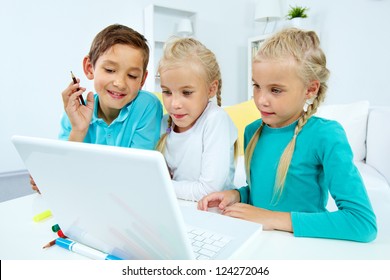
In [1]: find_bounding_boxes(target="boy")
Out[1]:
[31,24,162,192]
[60,24,162,147]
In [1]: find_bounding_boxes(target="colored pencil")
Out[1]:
[70,71,86,105]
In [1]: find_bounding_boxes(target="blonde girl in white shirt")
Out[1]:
[156,37,238,201]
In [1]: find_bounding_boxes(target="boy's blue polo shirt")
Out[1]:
[58,90,162,150]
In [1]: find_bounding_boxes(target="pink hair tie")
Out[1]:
[166,127,172,134]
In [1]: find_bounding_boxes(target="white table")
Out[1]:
[1,193,389,260]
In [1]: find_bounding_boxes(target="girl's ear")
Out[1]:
[305,80,320,100]
[208,80,218,99]
[83,56,94,80]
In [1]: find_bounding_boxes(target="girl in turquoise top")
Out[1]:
[198,28,377,242]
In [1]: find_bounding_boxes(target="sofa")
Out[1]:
[226,100,390,244]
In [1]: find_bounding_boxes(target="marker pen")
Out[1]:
[33,209,52,222]
[55,237,122,260]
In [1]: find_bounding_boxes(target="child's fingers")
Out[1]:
[219,190,240,209]
[64,81,80,94]
[32,184,41,194]
[62,81,84,98]
[29,175,41,194]
[197,199,204,210]
[86,91,94,106]
[197,196,211,211]
[197,193,223,210]
[63,87,86,108]
[64,90,82,110]
[61,84,70,102]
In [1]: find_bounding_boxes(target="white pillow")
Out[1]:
[315,101,370,162]
[366,107,390,184]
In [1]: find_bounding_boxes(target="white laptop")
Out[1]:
[11,135,262,260]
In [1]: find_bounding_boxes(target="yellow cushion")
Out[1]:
[224,100,260,155]
[152,92,167,114]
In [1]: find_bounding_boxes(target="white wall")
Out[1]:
[1,0,389,173]
[0,0,253,173]
[282,0,390,106]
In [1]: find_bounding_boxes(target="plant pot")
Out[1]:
[289,17,307,29]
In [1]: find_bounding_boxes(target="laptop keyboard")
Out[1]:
[187,226,232,260]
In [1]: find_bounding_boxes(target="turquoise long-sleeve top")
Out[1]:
[238,116,377,242]
[59,90,162,150]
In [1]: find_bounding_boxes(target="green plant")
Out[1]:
[286,5,309,20]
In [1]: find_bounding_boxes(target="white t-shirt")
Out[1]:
[161,102,238,201]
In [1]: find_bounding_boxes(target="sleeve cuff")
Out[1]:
[238,186,250,203]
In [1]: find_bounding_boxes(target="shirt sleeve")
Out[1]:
[173,112,237,201]
[291,122,377,242]
[58,112,71,140]
[130,95,163,150]
[238,186,250,203]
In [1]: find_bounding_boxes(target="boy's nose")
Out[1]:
[113,76,126,90]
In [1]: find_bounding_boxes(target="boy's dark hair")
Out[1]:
[88,24,149,74]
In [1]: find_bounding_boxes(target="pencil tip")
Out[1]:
[42,239,56,249]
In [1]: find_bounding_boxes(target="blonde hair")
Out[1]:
[155,37,226,154]
[245,28,330,203]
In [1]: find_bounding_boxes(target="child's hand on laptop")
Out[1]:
[29,175,40,194]
[197,190,240,212]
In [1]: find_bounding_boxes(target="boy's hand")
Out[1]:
[61,80,94,141]
[29,175,40,194]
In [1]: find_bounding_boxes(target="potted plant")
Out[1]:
[286,5,309,28]
[286,5,309,20]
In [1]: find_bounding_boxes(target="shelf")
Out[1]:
[144,4,197,93]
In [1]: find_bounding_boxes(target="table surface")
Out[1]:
[1,193,389,260]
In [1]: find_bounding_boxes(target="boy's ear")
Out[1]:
[208,80,218,99]
[83,56,94,80]
[140,70,148,88]
[305,80,320,100]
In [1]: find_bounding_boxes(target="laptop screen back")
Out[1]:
[12,135,194,259]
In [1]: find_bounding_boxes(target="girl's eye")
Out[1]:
[183,91,193,96]
[128,74,137,79]
[162,90,171,95]
[271,88,282,94]
[105,68,114,73]
[252,83,260,89]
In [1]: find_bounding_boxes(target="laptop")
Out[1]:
[11,135,262,260]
